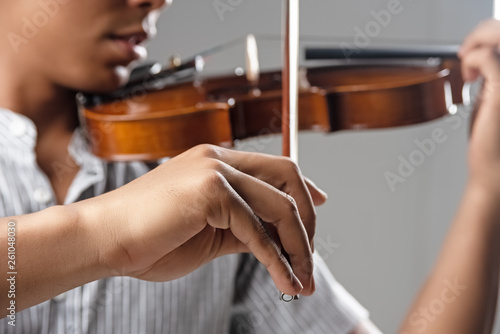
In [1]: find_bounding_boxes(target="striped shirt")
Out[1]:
[0,108,368,333]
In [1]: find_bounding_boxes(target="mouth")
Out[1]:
[109,31,149,45]
[107,31,150,63]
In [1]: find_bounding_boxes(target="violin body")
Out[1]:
[79,82,233,160]
[78,59,464,161]
[308,64,456,131]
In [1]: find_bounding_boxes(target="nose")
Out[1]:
[128,0,170,11]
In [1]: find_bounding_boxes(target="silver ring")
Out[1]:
[280,292,299,303]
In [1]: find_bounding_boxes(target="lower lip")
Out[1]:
[109,38,147,63]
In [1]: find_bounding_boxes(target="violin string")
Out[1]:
[160,33,462,76]
[248,33,463,46]
[172,34,462,71]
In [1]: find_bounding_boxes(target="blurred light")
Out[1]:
[234,67,244,76]
[195,56,205,72]
[495,0,500,19]
[448,104,458,115]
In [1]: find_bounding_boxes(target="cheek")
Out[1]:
[30,22,128,92]
[26,35,116,91]
[10,1,132,92]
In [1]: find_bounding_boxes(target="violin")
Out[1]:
[77,19,468,162]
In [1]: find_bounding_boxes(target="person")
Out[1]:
[0,0,378,333]
[1,0,500,332]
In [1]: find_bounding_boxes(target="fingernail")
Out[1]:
[312,180,328,199]
[305,177,329,200]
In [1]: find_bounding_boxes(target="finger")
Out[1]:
[462,47,500,138]
[215,229,250,256]
[461,47,500,84]
[205,174,304,296]
[221,151,316,242]
[219,162,315,295]
[207,147,317,246]
[459,19,500,56]
[304,176,328,206]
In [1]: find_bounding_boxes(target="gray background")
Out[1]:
[146,1,494,333]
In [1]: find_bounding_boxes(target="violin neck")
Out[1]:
[305,45,460,61]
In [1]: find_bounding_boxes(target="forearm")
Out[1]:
[400,182,500,334]
[0,204,109,318]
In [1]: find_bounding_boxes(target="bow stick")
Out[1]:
[279,0,300,303]
[282,0,300,163]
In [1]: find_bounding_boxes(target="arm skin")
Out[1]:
[398,19,500,334]
[0,205,109,317]
[1,145,329,318]
[398,183,500,334]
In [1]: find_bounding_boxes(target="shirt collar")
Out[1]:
[0,107,106,204]
[64,127,106,204]
[0,107,38,151]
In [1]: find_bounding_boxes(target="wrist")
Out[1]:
[68,199,119,279]
[71,194,134,278]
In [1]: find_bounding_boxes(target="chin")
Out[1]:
[75,65,131,94]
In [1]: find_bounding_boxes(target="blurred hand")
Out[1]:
[75,144,327,296]
[459,19,500,191]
